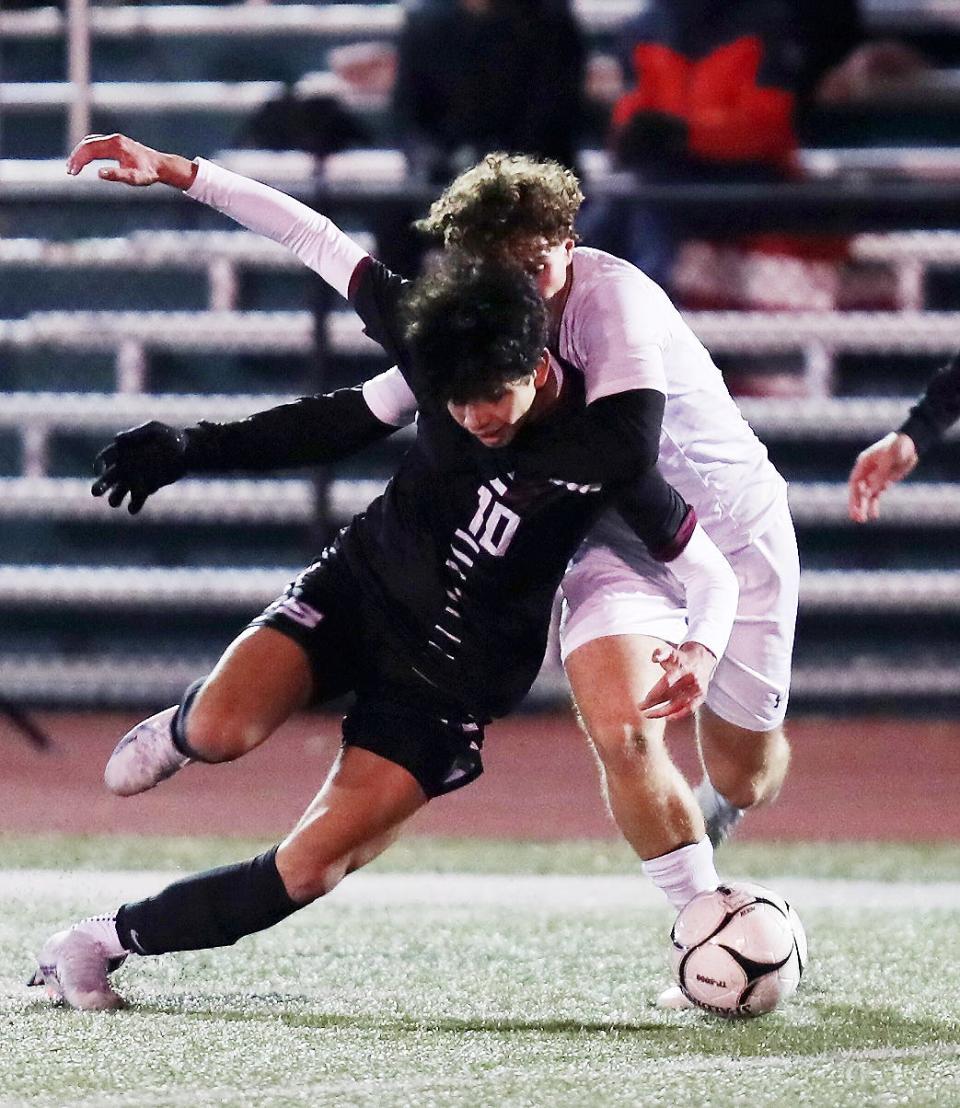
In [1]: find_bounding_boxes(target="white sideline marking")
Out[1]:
[19,1045,960,1108]
[4,869,960,912]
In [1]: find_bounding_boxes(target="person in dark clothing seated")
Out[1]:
[394,0,586,183]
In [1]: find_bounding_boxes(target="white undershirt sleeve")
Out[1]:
[361,367,418,428]
[667,524,739,662]
[185,158,369,299]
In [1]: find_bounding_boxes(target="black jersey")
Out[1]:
[900,354,960,457]
[336,258,611,719]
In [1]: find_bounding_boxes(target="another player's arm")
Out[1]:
[520,385,736,720]
[848,353,960,522]
[67,134,370,302]
[555,271,736,715]
[519,264,677,486]
[92,369,415,514]
[607,467,738,721]
[518,387,665,486]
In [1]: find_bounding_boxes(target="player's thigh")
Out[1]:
[190,554,363,753]
[705,505,800,732]
[277,745,428,900]
[564,635,673,775]
[560,542,686,670]
[566,633,671,729]
[561,544,685,751]
[189,625,314,755]
[249,551,364,703]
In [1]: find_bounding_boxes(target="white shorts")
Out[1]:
[559,498,799,732]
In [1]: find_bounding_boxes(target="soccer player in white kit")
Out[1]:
[67,137,774,1011]
[418,154,800,936]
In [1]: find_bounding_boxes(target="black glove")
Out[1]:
[92,420,190,514]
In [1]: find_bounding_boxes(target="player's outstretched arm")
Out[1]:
[69,132,368,299]
[93,378,409,514]
[67,133,197,190]
[847,431,918,523]
[71,131,368,299]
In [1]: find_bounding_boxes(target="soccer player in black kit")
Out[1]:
[31,141,737,1011]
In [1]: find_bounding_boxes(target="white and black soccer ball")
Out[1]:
[669,881,807,1018]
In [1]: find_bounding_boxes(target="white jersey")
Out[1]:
[560,248,787,554]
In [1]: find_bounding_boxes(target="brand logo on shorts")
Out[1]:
[278,598,324,629]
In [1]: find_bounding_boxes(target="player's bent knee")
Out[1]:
[585,717,665,777]
[745,727,790,804]
[182,708,269,763]
[280,858,350,904]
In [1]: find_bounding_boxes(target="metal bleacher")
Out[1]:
[1,1,959,709]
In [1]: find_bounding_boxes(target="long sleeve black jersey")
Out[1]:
[899,355,960,457]
[337,258,621,718]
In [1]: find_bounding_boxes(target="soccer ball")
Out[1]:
[669,881,807,1018]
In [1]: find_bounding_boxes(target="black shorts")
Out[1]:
[248,546,485,798]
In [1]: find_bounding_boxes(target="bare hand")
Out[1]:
[847,431,918,523]
[66,133,197,190]
[638,642,718,722]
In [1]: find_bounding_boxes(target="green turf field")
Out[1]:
[3,837,960,1108]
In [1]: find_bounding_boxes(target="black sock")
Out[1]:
[115,846,301,955]
[170,677,209,761]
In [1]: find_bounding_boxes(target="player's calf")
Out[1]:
[697,717,791,844]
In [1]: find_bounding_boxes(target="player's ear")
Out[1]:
[533,350,551,389]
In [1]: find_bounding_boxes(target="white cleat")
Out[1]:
[31,929,126,1011]
[657,984,695,1010]
[103,706,190,796]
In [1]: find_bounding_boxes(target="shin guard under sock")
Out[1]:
[115,846,300,955]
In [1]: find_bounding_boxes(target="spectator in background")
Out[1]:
[583,0,864,294]
[394,0,586,183]
[381,0,585,273]
[585,0,926,335]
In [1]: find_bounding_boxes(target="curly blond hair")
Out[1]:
[416,152,583,255]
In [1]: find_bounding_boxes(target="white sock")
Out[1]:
[75,915,131,959]
[641,837,720,912]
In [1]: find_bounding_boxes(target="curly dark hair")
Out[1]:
[401,257,548,406]
[415,152,583,256]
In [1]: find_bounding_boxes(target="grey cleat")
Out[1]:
[695,778,745,847]
[103,705,190,796]
[31,929,127,1011]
